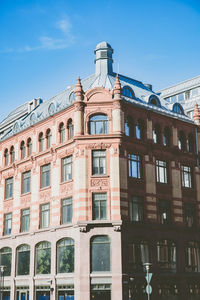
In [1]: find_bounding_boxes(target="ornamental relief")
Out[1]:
[20,194,31,205]
[90,178,108,188]
[2,170,14,179]
[57,148,74,159]
[37,156,52,166]
[60,182,73,195]
[87,143,111,150]
[39,189,51,202]
[4,200,13,211]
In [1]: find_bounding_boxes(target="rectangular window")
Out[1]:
[40,203,50,228]
[158,199,171,224]
[41,164,50,188]
[184,203,196,228]
[61,156,72,182]
[128,154,142,179]
[156,160,168,183]
[92,193,107,220]
[4,213,12,235]
[5,177,13,199]
[130,196,144,222]
[182,165,192,188]
[92,150,106,175]
[22,171,31,194]
[21,208,30,232]
[61,197,73,224]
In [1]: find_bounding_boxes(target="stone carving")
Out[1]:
[39,189,51,201]
[113,225,121,232]
[61,183,73,194]
[20,195,31,205]
[79,225,87,232]
[87,143,111,150]
[91,178,108,187]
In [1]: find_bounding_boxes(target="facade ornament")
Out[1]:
[75,77,84,102]
[113,74,122,100]
[193,103,200,125]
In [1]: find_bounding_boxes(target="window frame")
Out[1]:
[89,114,108,135]
[91,235,110,272]
[156,160,168,184]
[181,165,193,188]
[128,154,142,179]
[21,208,30,232]
[130,196,144,222]
[92,193,107,220]
[22,170,31,195]
[61,156,72,182]
[40,203,50,229]
[158,199,171,225]
[61,197,73,224]
[5,177,13,200]
[4,213,12,236]
[92,150,106,176]
[41,164,51,189]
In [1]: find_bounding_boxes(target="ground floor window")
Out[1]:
[57,285,74,300]
[90,284,111,300]
[187,283,200,300]
[16,287,29,300]
[35,287,50,300]
[2,288,11,300]
[158,283,179,300]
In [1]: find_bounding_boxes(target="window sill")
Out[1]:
[91,175,109,178]
[21,192,31,197]
[60,180,73,185]
[4,197,13,201]
[39,186,51,192]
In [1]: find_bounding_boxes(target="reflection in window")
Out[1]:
[157,240,176,271]
[128,154,142,179]
[122,86,134,99]
[61,198,72,224]
[92,150,106,175]
[57,238,74,273]
[62,156,72,182]
[0,247,12,276]
[128,241,149,271]
[59,122,65,143]
[163,127,170,147]
[185,242,200,272]
[136,120,143,140]
[184,203,196,228]
[36,242,51,274]
[182,165,192,188]
[130,196,144,222]
[17,244,30,275]
[156,160,168,183]
[91,236,110,272]
[158,200,171,225]
[125,117,133,136]
[89,115,108,135]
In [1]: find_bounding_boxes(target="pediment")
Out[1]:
[85,87,112,102]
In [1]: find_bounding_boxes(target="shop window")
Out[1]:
[22,171,31,194]
[61,198,72,224]
[36,242,51,274]
[181,165,193,188]
[92,193,107,220]
[128,241,149,271]
[92,150,106,175]
[128,154,142,179]
[156,160,168,183]
[59,122,65,143]
[89,114,108,135]
[17,244,30,275]
[130,196,144,222]
[41,164,51,188]
[91,235,110,272]
[0,247,12,276]
[57,238,74,273]
[157,240,176,271]
[158,199,171,225]
[61,156,72,182]
[40,203,50,229]
[21,208,30,232]
[185,241,200,272]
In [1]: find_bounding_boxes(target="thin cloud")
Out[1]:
[56,18,72,35]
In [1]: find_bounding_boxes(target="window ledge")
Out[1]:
[91,175,109,178]
[60,180,73,185]
[21,192,31,197]
[39,186,51,192]
[4,197,13,201]
[90,272,111,277]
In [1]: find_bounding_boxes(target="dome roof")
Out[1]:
[95,41,112,50]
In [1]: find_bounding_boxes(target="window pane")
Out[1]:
[0,248,12,276]
[91,236,110,272]
[92,151,106,175]
[57,239,74,273]
[5,177,13,199]
[40,203,50,228]
[22,171,31,194]
[92,193,107,220]
[128,154,142,179]
[4,213,12,235]
[62,198,72,224]
[36,242,51,274]
[41,164,50,188]
[21,208,30,232]
[62,156,72,182]
[17,245,30,275]
[130,196,144,221]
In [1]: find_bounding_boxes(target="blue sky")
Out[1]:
[1,0,200,120]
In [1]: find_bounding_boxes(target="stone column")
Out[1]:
[172,126,178,146]
[146,118,153,140]
[171,161,183,224]
[145,155,157,222]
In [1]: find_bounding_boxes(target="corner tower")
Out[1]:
[94,41,113,76]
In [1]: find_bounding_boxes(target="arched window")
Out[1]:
[89,114,108,135]
[122,86,135,99]
[187,134,194,153]
[20,141,26,159]
[136,119,144,140]
[27,138,32,156]
[163,127,171,147]
[39,132,44,152]
[185,241,200,272]
[0,247,12,276]
[67,119,74,139]
[91,235,110,272]
[125,116,133,137]
[178,131,186,151]
[36,241,51,274]
[4,149,9,166]
[153,125,161,144]
[16,244,30,275]
[57,238,74,273]
[173,103,184,115]
[59,122,65,143]
[128,241,149,272]
[149,95,161,107]
[46,129,52,149]
[157,240,176,271]
[10,146,15,163]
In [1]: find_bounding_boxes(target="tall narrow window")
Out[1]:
[40,203,50,228]
[4,213,12,235]
[5,177,13,199]
[17,244,30,275]
[128,241,149,271]
[91,236,110,272]
[181,165,192,188]
[185,242,200,272]
[21,208,30,232]
[125,117,133,137]
[136,120,144,140]
[4,149,9,166]
[184,203,196,228]
[67,119,74,139]
[22,171,31,194]
[46,129,52,149]
[158,199,171,225]
[39,132,44,152]
[36,242,51,274]
[92,193,107,220]
[41,164,50,188]
[61,198,72,224]
[128,154,142,179]
[178,131,186,150]
[62,156,72,182]
[27,138,32,156]
[0,247,12,276]
[89,115,108,135]
[20,141,26,159]
[187,134,194,153]
[130,196,144,222]
[10,146,15,163]
[153,125,161,144]
[92,150,106,175]
[59,122,65,143]
[156,160,168,183]
[57,238,74,273]
[163,127,170,147]
[157,240,176,271]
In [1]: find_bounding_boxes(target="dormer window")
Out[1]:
[122,86,135,99]
[149,95,161,107]
[173,103,184,115]
[89,114,108,135]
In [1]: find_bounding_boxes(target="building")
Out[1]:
[158,75,200,119]
[0,42,200,300]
